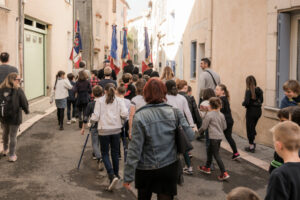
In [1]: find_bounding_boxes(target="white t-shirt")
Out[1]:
[131,95,147,111]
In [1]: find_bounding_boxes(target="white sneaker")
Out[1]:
[8,155,17,162]
[71,118,77,123]
[108,176,119,191]
[67,121,71,125]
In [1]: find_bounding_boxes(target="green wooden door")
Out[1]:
[24,30,45,100]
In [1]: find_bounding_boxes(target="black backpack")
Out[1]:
[0,88,15,122]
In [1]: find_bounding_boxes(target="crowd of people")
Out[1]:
[0,51,300,200]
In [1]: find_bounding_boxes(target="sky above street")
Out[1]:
[127,0,148,20]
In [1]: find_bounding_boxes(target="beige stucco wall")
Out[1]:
[181,0,281,146]
[182,0,211,100]
[0,1,19,69]
[211,0,274,146]
[24,0,73,94]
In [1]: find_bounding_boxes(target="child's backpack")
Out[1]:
[0,88,15,122]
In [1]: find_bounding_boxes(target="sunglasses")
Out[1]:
[14,78,21,81]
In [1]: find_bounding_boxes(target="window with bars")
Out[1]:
[190,41,197,79]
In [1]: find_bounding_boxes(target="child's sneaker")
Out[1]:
[67,121,71,125]
[1,149,8,156]
[218,172,230,181]
[8,155,17,162]
[183,167,193,175]
[232,153,240,160]
[197,166,211,174]
[71,118,77,123]
[108,174,119,191]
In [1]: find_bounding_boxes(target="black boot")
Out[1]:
[59,108,64,130]
[79,121,83,129]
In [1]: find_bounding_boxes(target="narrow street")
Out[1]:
[0,112,269,200]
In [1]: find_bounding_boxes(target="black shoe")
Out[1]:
[59,126,64,131]
[232,153,241,160]
[244,146,255,153]
[79,121,83,129]
[108,174,119,191]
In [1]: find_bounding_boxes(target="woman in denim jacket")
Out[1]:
[123,78,194,200]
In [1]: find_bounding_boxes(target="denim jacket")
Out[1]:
[124,103,195,183]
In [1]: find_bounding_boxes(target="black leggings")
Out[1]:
[138,190,173,200]
[224,124,238,154]
[77,104,87,122]
[205,139,225,174]
[57,108,65,127]
[246,107,262,145]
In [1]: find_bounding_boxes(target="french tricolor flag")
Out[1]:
[69,20,82,69]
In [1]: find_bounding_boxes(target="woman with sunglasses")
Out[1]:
[0,73,29,162]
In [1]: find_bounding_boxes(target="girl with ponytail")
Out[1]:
[90,83,128,191]
[50,70,72,130]
[242,76,263,153]
[216,84,240,160]
[166,79,197,175]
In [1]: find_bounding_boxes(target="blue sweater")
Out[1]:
[280,95,300,109]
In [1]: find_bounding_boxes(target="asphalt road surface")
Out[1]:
[0,112,269,200]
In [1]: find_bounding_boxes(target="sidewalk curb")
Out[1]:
[0,106,56,153]
[221,141,269,171]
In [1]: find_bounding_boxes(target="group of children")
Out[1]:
[52,64,300,198]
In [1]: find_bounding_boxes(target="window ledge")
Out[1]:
[0,5,10,12]
[264,106,279,121]
[264,106,280,112]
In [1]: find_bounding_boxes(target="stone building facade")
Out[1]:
[0,0,73,100]
[150,0,300,146]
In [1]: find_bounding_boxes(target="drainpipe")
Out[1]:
[18,0,24,79]
[210,0,214,60]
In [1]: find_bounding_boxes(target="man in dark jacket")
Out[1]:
[123,60,134,75]
[98,60,117,80]
[0,52,18,84]
[143,63,154,76]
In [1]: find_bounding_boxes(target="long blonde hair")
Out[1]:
[161,66,174,81]
[0,73,19,89]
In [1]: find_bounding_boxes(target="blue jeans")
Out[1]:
[91,127,101,160]
[99,134,120,176]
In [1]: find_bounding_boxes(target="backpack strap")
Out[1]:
[205,70,217,87]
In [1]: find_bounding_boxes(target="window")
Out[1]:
[276,12,300,107]
[134,54,138,64]
[190,41,197,79]
[24,18,33,26]
[113,0,116,13]
[96,20,100,38]
[0,0,5,6]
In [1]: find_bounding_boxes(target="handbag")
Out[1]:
[172,108,193,154]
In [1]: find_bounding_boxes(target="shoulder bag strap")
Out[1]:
[205,70,217,87]
[172,108,180,127]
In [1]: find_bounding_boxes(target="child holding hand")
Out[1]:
[198,97,229,181]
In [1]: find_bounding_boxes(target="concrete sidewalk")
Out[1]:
[221,133,273,171]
